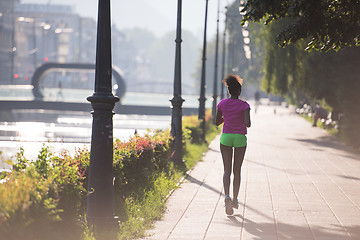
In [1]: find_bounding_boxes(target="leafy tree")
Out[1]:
[260,18,305,96]
[242,1,360,148]
[242,0,360,51]
[243,22,265,88]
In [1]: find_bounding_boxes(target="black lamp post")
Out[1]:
[212,0,221,124]
[170,0,185,165]
[198,0,209,142]
[86,0,119,228]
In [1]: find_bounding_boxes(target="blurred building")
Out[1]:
[0,0,19,84]
[0,2,137,90]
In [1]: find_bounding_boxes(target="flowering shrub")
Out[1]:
[113,130,171,190]
[0,129,172,239]
[113,130,172,222]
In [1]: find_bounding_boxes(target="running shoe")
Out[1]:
[225,196,234,215]
[232,199,239,209]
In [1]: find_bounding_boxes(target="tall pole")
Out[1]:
[170,0,185,165]
[220,9,228,100]
[212,0,220,124]
[198,0,209,142]
[86,0,119,229]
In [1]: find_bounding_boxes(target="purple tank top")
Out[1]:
[217,98,250,134]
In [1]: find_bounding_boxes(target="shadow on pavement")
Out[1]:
[208,146,220,153]
[338,175,360,181]
[290,136,360,161]
[246,159,306,176]
[185,175,223,196]
[228,213,359,239]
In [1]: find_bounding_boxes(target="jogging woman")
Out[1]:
[216,74,251,215]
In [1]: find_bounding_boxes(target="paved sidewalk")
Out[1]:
[144,105,360,240]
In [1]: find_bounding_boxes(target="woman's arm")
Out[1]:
[244,108,251,128]
[216,108,224,126]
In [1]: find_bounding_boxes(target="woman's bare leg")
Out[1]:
[220,144,233,197]
[233,146,246,200]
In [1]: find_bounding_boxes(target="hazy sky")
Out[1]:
[21,0,236,39]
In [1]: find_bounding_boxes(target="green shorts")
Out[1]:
[220,133,247,148]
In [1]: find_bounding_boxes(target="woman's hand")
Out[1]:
[244,108,251,128]
[216,109,224,126]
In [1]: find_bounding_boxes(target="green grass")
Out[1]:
[117,172,176,240]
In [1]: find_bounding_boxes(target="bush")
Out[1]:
[0,145,88,240]
[0,116,220,239]
[112,130,172,223]
[0,129,172,239]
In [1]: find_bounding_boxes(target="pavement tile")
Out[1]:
[144,105,360,240]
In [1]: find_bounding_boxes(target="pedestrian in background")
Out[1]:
[216,74,251,215]
[313,102,327,127]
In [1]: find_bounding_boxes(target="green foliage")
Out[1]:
[0,170,71,239]
[11,147,28,171]
[243,0,360,51]
[33,145,51,178]
[260,18,306,95]
[241,21,265,90]
[0,145,88,240]
[118,172,175,239]
[0,117,220,239]
[295,46,360,148]
[182,115,203,144]
[182,112,221,169]
[112,129,172,224]
[300,113,339,137]
[249,11,360,149]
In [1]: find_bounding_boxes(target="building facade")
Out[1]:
[0,2,132,87]
[0,0,19,84]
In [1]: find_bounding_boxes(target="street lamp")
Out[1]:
[86,0,119,230]
[170,0,185,165]
[212,0,221,124]
[198,0,209,142]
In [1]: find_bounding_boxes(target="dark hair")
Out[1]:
[222,74,243,96]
